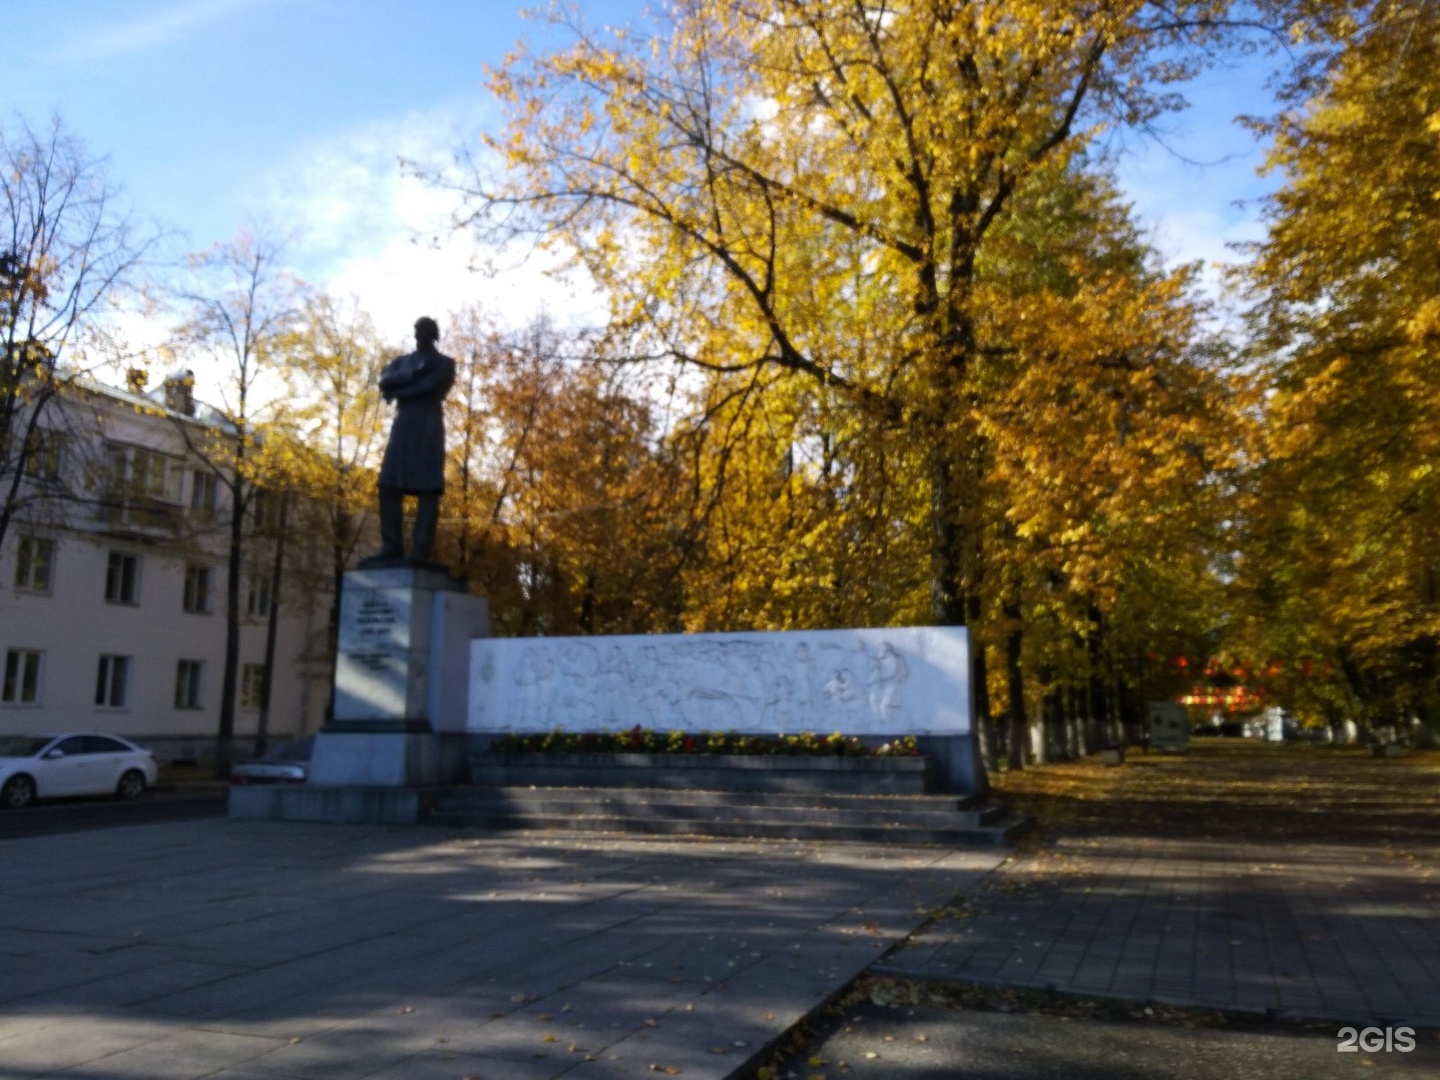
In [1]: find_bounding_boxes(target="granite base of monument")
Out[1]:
[916,735,987,795]
[228,783,444,824]
[309,732,463,787]
[230,563,489,824]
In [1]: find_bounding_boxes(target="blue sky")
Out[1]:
[2,0,1281,348]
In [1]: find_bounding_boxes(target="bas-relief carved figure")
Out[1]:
[868,642,908,724]
[514,646,553,729]
[484,632,917,733]
[362,316,457,566]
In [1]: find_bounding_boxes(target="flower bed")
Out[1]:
[490,726,919,758]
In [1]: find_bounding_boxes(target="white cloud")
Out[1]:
[255,105,606,343]
[78,105,605,409]
[1103,49,1285,335]
[55,0,283,62]
[1112,123,1277,338]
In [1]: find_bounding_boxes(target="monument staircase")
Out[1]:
[425,751,1031,847]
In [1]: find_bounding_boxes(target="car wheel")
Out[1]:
[1,774,36,809]
[115,770,146,801]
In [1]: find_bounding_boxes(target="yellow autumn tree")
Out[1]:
[170,228,305,774]
[669,356,934,633]
[437,314,687,636]
[444,0,1312,774]
[1238,0,1440,731]
[281,292,388,593]
[651,156,1235,766]
[979,161,1239,761]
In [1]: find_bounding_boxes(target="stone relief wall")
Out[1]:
[468,626,970,736]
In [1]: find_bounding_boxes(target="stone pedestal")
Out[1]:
[311,565,488,788]
[916,735,986,795]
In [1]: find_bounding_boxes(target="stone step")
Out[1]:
[438,786,1008,828]
[426,786,1027,847]
[468,751,934,795]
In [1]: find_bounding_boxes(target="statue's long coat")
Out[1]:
[377,349,456,493]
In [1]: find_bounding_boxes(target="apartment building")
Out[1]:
[1,372,333,762]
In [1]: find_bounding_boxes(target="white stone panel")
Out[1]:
[428,591,490,732]
[468,626,970,736]
[334,582,414,721]
[333,566,455,724]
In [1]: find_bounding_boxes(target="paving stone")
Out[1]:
[0,822,1002,1080]
[237,1020,435,1079]
[0,944,194,1006]
[360,1050,563,1080]
[60,1028,285,1079]
[140,930,447,1020]
[18,959,249,1011]
[0,1016,175,1073]
[887,829,1440,1028]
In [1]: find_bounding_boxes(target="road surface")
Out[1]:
[0,787,227,840]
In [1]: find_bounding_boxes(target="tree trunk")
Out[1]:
[930,431,991,788]
[1064,685,1081,758]
[1040,681,1063,761]
[1109,672,1125,747]
[1003,599,1026,771]
[215,469,246,778]
[578,569,597,634]
[324,505,350,727]
[1086,605,1111,748]
[966,592,994,777]
[255,491,289,758]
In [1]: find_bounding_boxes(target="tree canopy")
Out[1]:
[10,2,1431,769]
[438,0,1295,768]
[1236,0,1440,730]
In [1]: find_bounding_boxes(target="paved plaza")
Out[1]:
[0,819,1000,1079]
[881,833,1440,1028]
[881,747,1440,1032]
[3,745,1437,1078]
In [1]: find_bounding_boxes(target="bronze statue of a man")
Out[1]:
[363,316,456,565]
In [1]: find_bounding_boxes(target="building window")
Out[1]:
[247,575,272,619]
[175,660,203,709]
[14,537,54,592]
[240,663,265,710]
[95,655,130,708]
[104,443,184,503]
[132,446,185,502]
[183,564,213,614]
[2,649,42,704]
[105,551,139,604]
[22,428,62,481]
[190,470,218,513]
[252,488,273,529]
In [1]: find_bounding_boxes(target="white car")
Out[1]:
[229,737,313,785]
[0,733,159,808]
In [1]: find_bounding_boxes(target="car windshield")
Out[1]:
[0,736,51,757]
[267,739,313,762]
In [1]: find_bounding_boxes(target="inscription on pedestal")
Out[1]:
[335,583,415,723]
[340,592,405,651]
[350,652,390,673]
